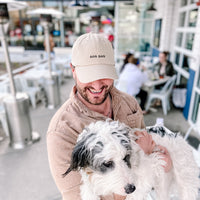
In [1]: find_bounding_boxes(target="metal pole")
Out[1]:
[44,23,52,78]
[59,1,65,47]
[114,1,119,63]
[0,24,16,97]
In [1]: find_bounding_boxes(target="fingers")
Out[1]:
[134,132,173,173]
[135,131,155,155]
[154,145,172,173]
[134,130,147,137]
[155,145,169,154]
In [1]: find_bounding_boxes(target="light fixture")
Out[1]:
[0,3,9,24]
[90,0,101,8]
[70,0,83,9]
[146,3,157,12]
[82,0,89,7]
[124,1,134,6]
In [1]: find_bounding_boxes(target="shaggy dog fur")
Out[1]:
[63,120,200,200]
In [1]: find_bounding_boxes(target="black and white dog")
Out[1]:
[63,120,200,200]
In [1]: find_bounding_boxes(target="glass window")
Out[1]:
[181,0,188,6]
[176,32,183,47]
[118,22,139,35]
[180,75,188,87]
[182,55,190,71]
[185,33,194,50]
[188,9,198,27]
[179,12,186,27]
[197,69,200,88]
[175,52,180,65]
[191,93,200,123]
[117,2,153,56]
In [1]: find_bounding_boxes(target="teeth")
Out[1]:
[89,89,102,94]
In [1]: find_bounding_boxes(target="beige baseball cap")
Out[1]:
[71,32,118,83]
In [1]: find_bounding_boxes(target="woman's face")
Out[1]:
[159,53,167,64]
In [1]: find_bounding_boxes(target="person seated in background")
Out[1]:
[153,51,175,106]
[154,51,175,78]
[117,53,148,113]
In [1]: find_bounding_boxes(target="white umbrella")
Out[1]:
[0,0,28,97]
[27,8,65,19]
[0,0,27,11]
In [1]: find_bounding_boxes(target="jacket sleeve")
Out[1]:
[167,61,175,76]
[47,130,82,200]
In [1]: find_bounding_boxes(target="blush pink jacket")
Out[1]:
[47,86,145,200]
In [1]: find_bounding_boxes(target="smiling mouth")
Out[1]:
[88,88,104,94]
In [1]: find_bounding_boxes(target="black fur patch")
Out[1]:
[147,126,177,138]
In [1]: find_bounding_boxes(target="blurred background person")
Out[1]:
[154,51,175,78]
[43,31,55,56]
[116,53,148,113]
[152,51,176,106]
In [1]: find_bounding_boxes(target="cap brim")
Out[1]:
[75,65,118,83]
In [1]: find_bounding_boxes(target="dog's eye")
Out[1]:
[123,154,131,168]
[103,161,114,168]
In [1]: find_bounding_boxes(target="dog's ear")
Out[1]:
[62,139,90,177]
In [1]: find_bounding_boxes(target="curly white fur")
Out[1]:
[64,120,200,200]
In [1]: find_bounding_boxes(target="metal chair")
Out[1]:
[184,124,200,141]
[145,75,177,115]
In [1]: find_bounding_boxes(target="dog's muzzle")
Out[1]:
[124,184,136,194]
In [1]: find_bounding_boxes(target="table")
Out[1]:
[144,76,170,88]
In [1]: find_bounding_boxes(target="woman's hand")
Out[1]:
[134,130,156,154]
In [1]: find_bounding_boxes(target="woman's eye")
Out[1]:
[103,161,113,168]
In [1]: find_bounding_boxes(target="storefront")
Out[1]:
[5,1,114,49]
[114,0,200,126]
[153,0,200,126]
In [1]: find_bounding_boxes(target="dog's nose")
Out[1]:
[124,184,136,194]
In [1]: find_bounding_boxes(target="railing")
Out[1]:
[0,59,48,82]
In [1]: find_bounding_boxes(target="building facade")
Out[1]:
[1,0,200,127]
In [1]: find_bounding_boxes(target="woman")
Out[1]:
[117,53,148,112]
[154,51,174,77]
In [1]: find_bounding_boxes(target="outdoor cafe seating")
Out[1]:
[145,75,177,115]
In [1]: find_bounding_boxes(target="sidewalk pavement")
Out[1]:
[0,76,199,200]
